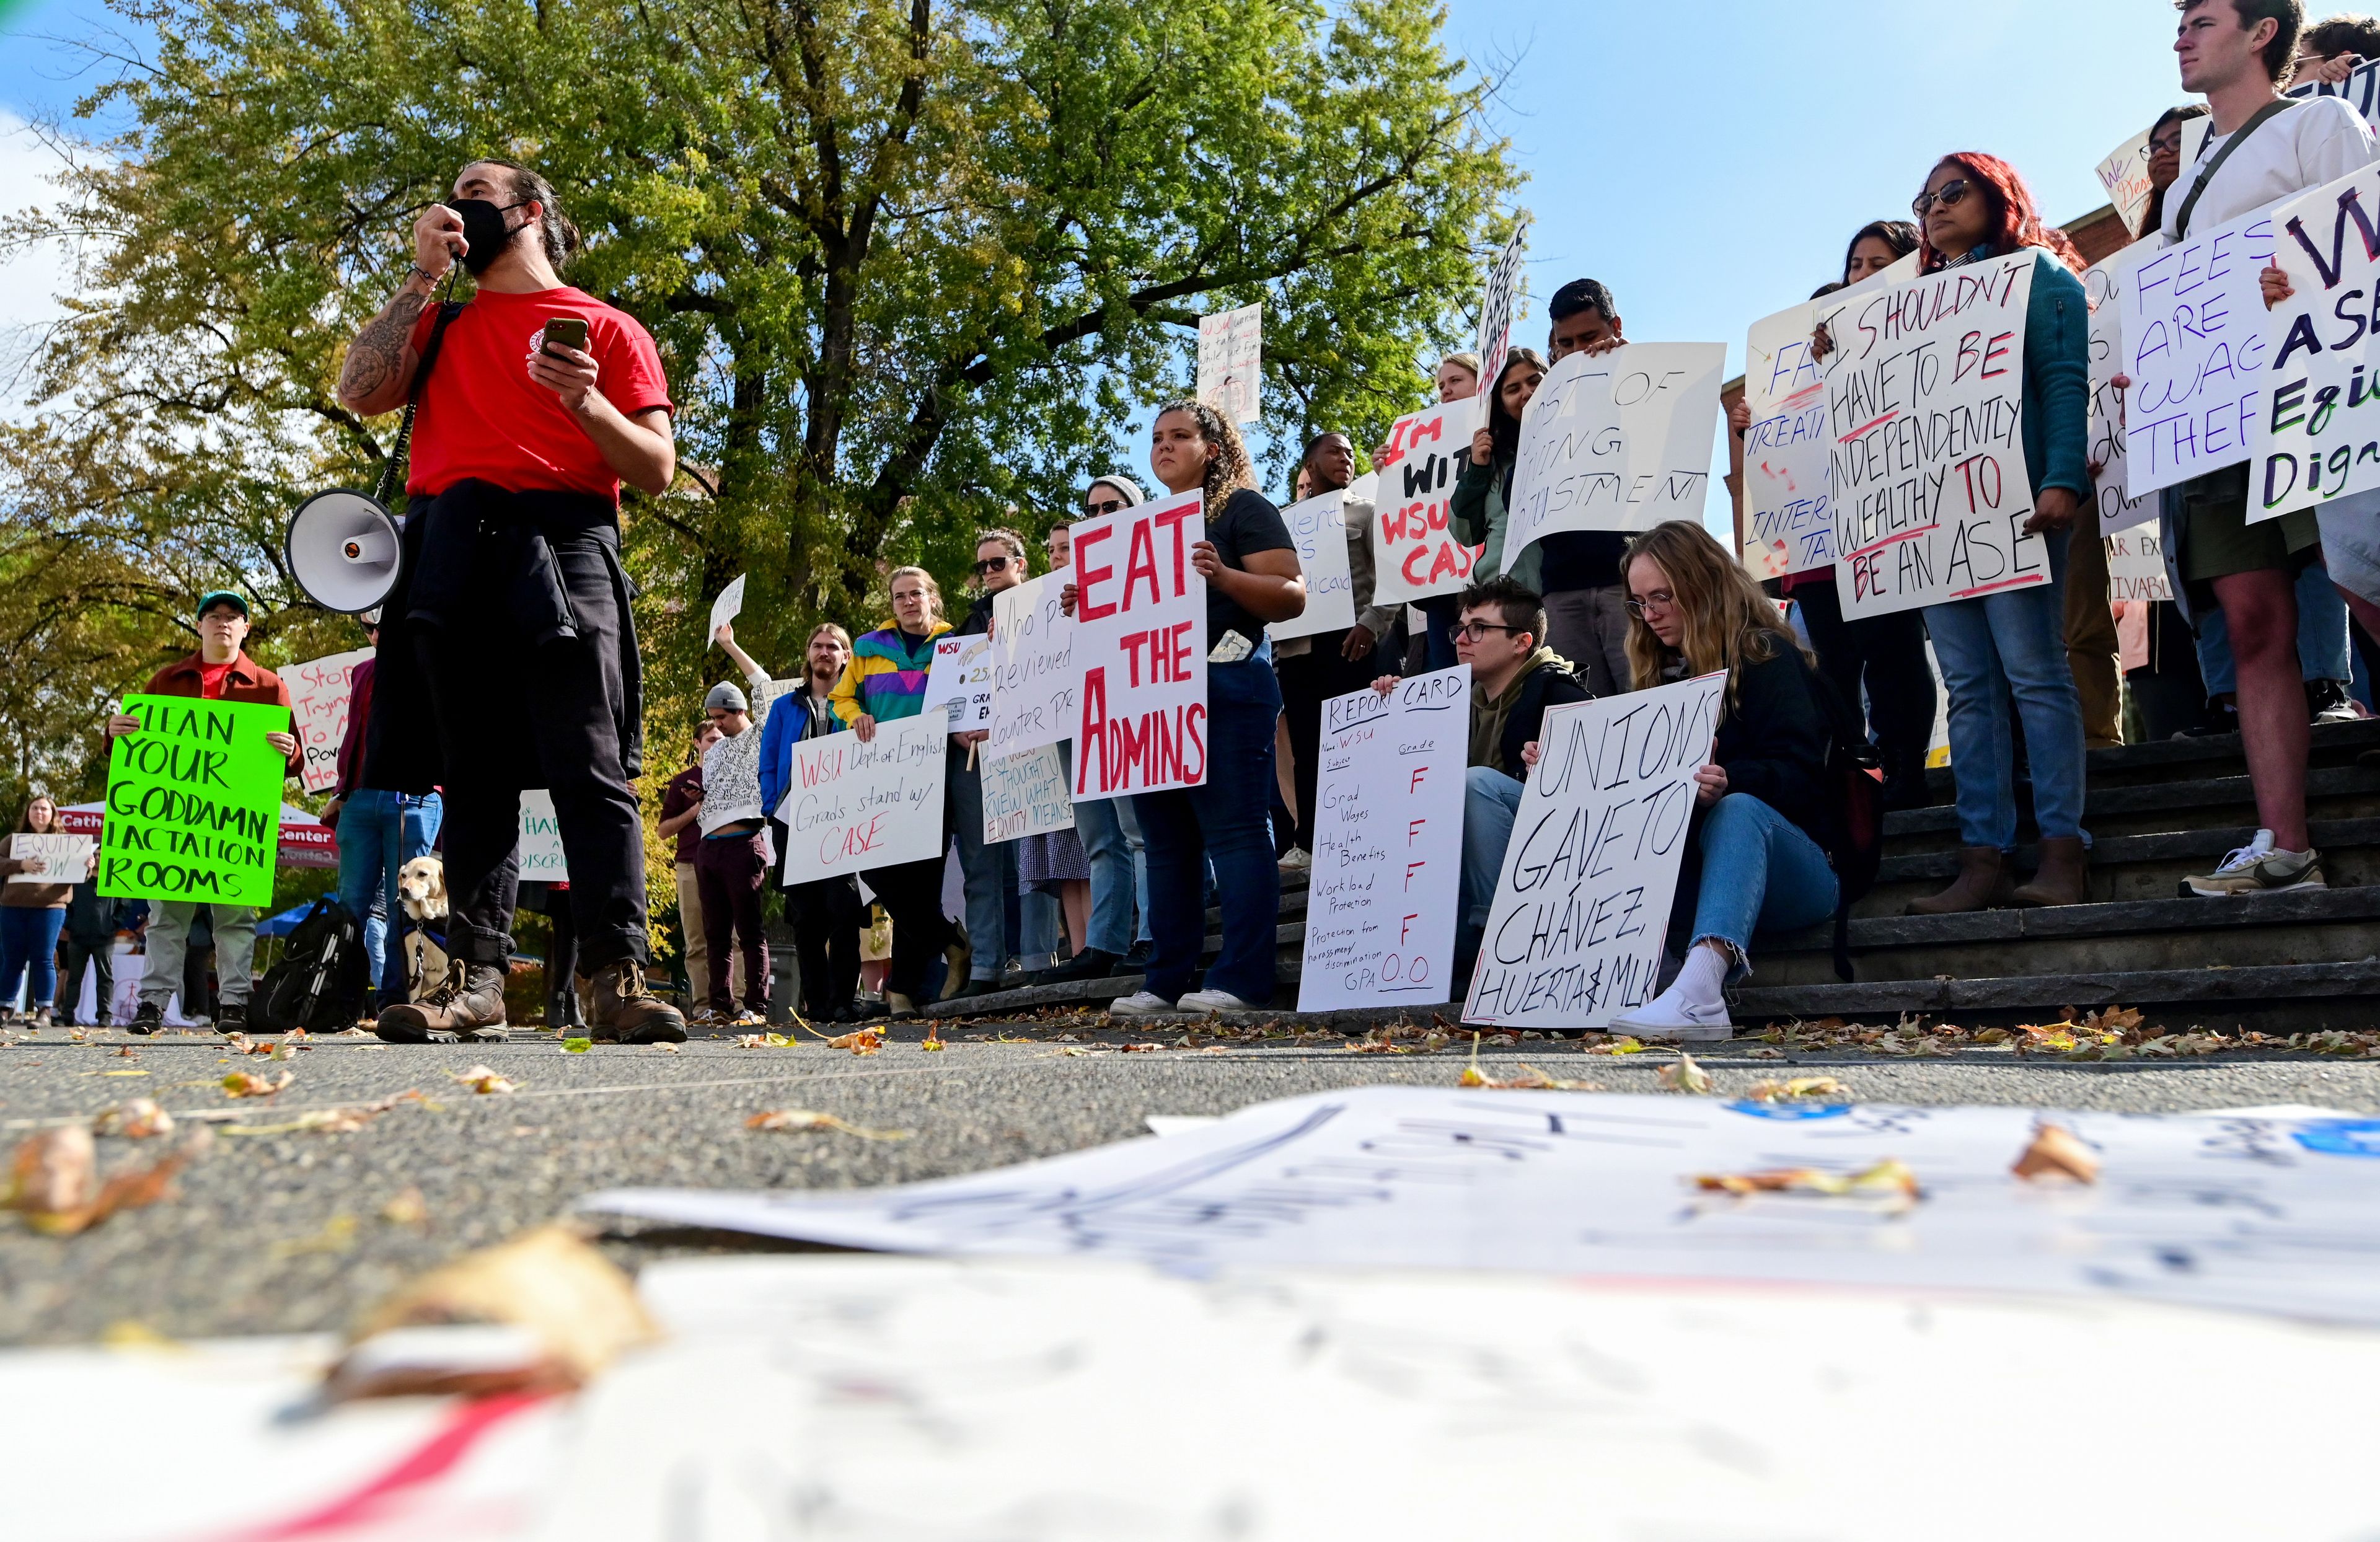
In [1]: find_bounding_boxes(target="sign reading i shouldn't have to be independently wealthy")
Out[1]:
[97,694,289,907]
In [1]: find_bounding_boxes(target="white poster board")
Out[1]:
[1742,302,1836,578]
[1296,666,1467,1013]
[2288,57,2380,126]
[2105,524,2174,603]
[1069,490,1208,800]
[1463,671,1726,1029]
[285,648,371,795]
[7,832,92,881]
[1368,402,1483,605]
[924,633,994,734]
[2084,242,2159,535]
[1821,250,2049,619]
[1475,219,1530,424]
[2094,127,2156,237]
[986,573,1076,757]
[1269,491,1355,641]
[2249,162,2380,520]
[707,573,747,641]
[980,744,1075,845]
[1197,303,1262,425]
[517,789,567,883]
[2119,203,2276,498]
[775,713,950,884]
[1502,341,1726,573]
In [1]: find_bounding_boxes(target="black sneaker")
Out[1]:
[216,1003,249,1035]
[1113,941,1152,977]
[1038,948,1121,985]
[126,1002,165,1036]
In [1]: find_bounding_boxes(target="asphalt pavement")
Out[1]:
[4,1019,2377,1345]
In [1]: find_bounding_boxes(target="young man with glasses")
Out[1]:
[1368,575,1590,982]
[944,528,1032,997]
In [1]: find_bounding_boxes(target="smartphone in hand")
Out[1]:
[540,316,589,358]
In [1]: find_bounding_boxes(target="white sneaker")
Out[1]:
[1608,985,1734,1042]
[1178,988,1261,1015]
[1108,990,1179,1016]
[1277,847,1313,873]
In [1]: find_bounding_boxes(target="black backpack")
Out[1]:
[251,896,369,1033]
[1805,668,1885,982]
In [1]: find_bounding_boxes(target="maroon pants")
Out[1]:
[694,830,769,1014]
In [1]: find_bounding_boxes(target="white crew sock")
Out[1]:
[1673,942,1733,1008]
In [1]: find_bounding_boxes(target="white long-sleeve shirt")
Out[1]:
[698,665,785,835]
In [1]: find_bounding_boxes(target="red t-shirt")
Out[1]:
[405,286,674,503]
[198,659,234,699]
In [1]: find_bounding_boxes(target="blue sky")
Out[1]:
[0,0,2216,521]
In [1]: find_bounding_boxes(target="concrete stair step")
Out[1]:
[1913,715,2380,803]
[1862,817,2380,915]
[1729,958,2380,1035]
[1885,765,2380,848]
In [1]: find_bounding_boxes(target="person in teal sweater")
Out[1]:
[1881,152,2093,915]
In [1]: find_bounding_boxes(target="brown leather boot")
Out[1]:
[1908,846,2014,915]
[580,957,689,1044]
[376,962,509,1043]
[2012,835,2092,907]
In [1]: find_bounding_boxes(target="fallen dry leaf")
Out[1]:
[381,1186,429,1225]
[1694,1158,1922,1203]
[744,1108,910,1140]
[1584,1036,1647,1055]
[220,1070,294,1099]
[110,1046,138,1060]
[645,1041,681,1054]
[270,1212,358,1259]
[1741,1076,1849,1104]
[825,1029,882,1056]
[921,1029,946,1051]
[1657,1052,1713,1095]
[562,1038,594,1053]
[1120,1042,1166,1053]
[732,1032,791,1049]
[3,1127,189,1236]
[92,1099,175,1139]
[444,1066,518,1095]
[1462,1062,1604,1091]
[2011,1123,2100,1184]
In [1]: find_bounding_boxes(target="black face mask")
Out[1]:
[449,198,526,275]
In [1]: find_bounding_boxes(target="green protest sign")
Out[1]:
[97,694,288,907]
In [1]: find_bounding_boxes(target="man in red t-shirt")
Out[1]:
[335,159,684,1046]
[104,591,301,1035]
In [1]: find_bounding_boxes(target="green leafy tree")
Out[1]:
[0,0,1521,822]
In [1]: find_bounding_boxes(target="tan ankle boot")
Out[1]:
[1909,846,2014,915]
[376,962,509,1043]
[579,958,688,1044]
[2012,836,2091,907]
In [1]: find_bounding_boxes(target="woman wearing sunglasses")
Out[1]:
[1540,521,1838,1040]
[1850,154,2092,914]
[943,526,1035,999]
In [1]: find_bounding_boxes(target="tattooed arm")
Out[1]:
[337,203,465,416]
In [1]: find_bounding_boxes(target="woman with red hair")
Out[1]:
[1901,152,2093,915]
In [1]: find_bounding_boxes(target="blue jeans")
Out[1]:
[2194,561,2351,694]
[1064,741,1137,954]
[1690,794,1838,980]
[1114,795,1152,943]
[0,906,66,1010]
[1132,656,1282,1003]
[1923,537,2089,848]
[1460,767,1525,959]
[335,790,444,1001]
[946,743,1007,980]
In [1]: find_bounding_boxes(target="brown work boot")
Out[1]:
[2012,836,2092,907]
[1908,845,2014,915]
[578,957,688,1044]
[376,962,509,1043]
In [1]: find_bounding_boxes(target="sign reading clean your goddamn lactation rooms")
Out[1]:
[98,694,288,908]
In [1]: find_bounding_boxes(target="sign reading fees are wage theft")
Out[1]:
[1070,488,1208,800]
[98,694,289,908]
[1368,402,1483,606]
[1463,671,1726,1031]
[2119,203,2275,499]
[1818,250,2050,620]
[775,713,950,885]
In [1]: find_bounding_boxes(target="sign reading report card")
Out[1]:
[1070,490,1207,800]
[775,713,950,884]
[286,648,370,795]
[2250,162,2380,519]
[1502,342,1725,571]
[97,695,288,907]
[1463,672,1725,1029]
[987,573,1075,757]
[2085,244,2159,535]
[2120,204,2275,497]
[1196,303,1261,425]
[1296,666,1467,1013]
[1269,491,1354,641]
[981,744,1074,844]
[1368,402,1482,606]
[1820,250,2048,619]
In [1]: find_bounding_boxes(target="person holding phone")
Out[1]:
[335,159,685,1044]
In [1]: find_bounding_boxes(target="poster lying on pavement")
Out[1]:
[583,1085,2380,1325]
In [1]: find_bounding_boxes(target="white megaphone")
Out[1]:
[286,490,402,614]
